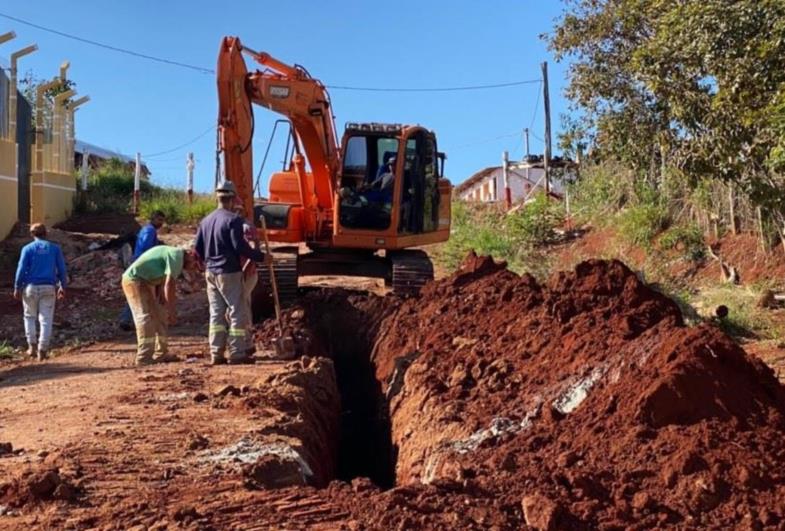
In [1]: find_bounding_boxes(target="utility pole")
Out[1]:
[186,152,195,204]
[134,152,141,214]
[541,61,552,196]
[502,150,511,209]
[524,127,531,183]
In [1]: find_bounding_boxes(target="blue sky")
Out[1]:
[1,1,570,192]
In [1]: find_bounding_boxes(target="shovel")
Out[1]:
[260,216,296,359]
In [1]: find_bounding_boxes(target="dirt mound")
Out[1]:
[369,254,785,528]
[54,213,140,236]
[0,466,81,508]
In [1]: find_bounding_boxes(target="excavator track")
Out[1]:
[258,246,299,307]
[389,250,434,296]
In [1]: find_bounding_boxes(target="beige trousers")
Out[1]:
[122,279,168,363]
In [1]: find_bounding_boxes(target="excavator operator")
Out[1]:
[361,154,396,201]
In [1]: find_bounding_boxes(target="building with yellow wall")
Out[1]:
[0,137,18,240]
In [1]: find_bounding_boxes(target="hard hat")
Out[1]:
[215,180,236,196]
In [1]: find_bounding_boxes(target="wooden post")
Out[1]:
[757,206,766,253]
[728,183,737,235]
[186,152,195,204]
[541,62,552,196]
[133,152,141,214]
[80,150,90,191]
[502,150,511,209]
[524,127,531,184]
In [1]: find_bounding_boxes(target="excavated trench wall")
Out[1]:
[257,255,785,527]
[265,289,398,488]
[368,254,785,528]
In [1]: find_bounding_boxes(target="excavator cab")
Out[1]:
[335,123,448,241]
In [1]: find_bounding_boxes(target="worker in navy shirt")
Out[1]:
[195,181,268,365]
[119,210,166,330]
[13,223,67,361]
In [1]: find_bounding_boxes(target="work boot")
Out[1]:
[153,353,179,364]
[227,356,256,365]
[37,350,48,362]
[27,344,37,359]
[210,355,227,366]
[136,357,156,367]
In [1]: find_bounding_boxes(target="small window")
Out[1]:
[377,138,399,166]
[343,136,367,172]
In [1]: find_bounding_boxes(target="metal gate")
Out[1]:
[16,94,32,224]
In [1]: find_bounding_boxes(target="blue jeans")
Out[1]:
[119,304,134,327]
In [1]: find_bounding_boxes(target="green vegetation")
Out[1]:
[74,157,214,224]
[692,286,781,340]
[0,341,15,359]
[139,190,214,225]
[74,158,156,215]
[659,224,706,261]
[437,193,562,277]
[617,201,669,250]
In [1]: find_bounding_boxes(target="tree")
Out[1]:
[18,70,77,128]
[548,0,785,208]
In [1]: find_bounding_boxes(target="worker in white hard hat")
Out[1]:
[194,181,270,365]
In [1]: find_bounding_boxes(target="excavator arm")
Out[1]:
[217,37,340,228]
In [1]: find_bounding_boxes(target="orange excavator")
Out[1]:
[216,37,452,303]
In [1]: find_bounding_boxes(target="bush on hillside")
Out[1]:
[436,195,563,276]
[659,224,706,261]
[74,158,160,215]
[140,190,214,225]
[566,161,633,223]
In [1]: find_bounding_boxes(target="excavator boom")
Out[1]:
[217,37,340,227]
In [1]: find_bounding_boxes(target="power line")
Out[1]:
[453,131,521,150]
[144,125,215,158]
[1,11,543,93]
[326,80,541,92]
[528,80,542,130]
[0,11,213,74]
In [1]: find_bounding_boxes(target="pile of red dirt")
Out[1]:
[369,252,785,528]
[0,465,81,508]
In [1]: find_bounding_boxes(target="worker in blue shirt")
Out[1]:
[13,223,67,361]
[119,210,166,330]
[195,181,269,365]
[133,210,166,260]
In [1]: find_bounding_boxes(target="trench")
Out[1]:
[302,292,396,488]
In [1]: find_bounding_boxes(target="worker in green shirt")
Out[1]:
[122,245,198,366]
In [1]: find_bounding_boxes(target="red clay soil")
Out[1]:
[551,225,785,288]
[370,253,785,528]
[4,253,785,529]
[54,213,140,236]
[702,232,785,285]
[0,352,342,529]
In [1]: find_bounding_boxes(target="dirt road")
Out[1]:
[2,244,785,529]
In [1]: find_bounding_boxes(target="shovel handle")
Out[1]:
[260,217,284,334]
